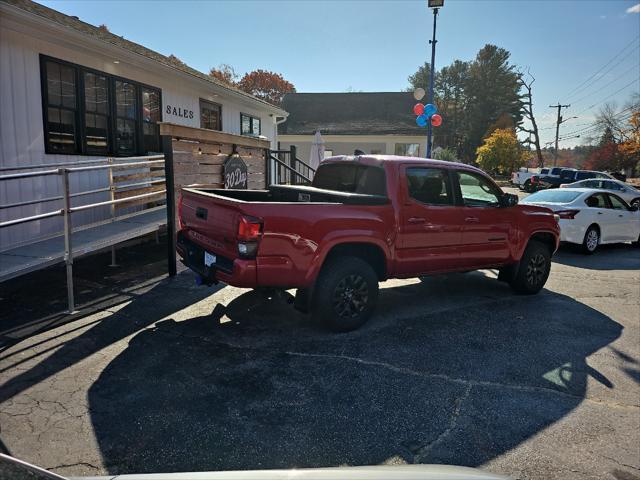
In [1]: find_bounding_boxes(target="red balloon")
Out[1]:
[413,103,425,116]
[431,113,443,127]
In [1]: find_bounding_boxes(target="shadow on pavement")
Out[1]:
[87,272,622,474]
[0,272,220,404]
[553,243,640,271]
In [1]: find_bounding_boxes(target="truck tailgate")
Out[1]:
[180,189,242,261]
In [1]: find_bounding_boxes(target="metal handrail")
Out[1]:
[1,155,166,314]
[69,190,166,213]
[270,155,312,183]
[0,155,164,172]
[0,210,64,228]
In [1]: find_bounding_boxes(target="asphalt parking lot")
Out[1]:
[1,190,639,480]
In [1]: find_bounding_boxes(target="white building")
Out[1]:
[278,92,428,161]
[0,0,286,249]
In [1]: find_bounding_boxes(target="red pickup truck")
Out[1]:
[177,155,560,331]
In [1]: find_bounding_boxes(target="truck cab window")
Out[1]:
[406,168,452,205]
[456,171,501,207]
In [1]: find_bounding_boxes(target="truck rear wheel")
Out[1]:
[312,257,378,332]
[509,240,551,294]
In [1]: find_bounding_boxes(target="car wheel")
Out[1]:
[523,180,533,193]
[631,198,640,209]
[509,240,551,294]
[312,257,379,332]
[582,226,600,254]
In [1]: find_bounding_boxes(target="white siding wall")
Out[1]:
[0,22,279,250]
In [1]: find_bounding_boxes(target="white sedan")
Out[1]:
[560,178,640,208]
[521,188,640,254]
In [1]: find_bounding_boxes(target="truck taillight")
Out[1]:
[556,209,580,219]
[237,215,262,258]
[178,193,184,230]
[237,215,262,241]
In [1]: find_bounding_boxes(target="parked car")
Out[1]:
[512,167,548,191]
[521,188,640,254]
[178,155,560,331]
[534,169,612,190]
[560,179,640,208]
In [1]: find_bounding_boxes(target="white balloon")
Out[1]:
[413,88,426,101]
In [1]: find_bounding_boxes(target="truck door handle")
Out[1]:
[465,217,480,223]
[408,217,425,224]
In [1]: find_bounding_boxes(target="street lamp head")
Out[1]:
[428,0,444,8]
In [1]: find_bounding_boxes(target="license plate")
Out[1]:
[204,251,216,267]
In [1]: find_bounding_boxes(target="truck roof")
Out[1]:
[322,155,484,174]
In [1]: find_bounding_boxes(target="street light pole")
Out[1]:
[426,7,439,158]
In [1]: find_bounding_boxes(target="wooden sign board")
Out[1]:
[224,154,248,189]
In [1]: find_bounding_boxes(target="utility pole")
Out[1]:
[550,103,570,166]
[426,0,443,158]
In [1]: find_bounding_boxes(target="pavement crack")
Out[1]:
[414,383,472,461]
[284,351,640,410]
[48,461,101,472]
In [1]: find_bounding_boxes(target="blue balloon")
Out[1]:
[424,103,437,116]
[416,114,429,127]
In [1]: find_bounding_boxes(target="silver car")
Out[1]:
[560,178,640,208]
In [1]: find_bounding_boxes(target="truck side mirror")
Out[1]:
[500,192,519,208]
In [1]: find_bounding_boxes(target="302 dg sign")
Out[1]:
[224,155,248,189]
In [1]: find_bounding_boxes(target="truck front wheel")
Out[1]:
[312,257,379,332]
[509,240,551,294]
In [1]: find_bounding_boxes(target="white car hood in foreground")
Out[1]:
[76,465,510,480]
[1,454,510,480]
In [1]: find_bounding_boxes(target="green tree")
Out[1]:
[407,62,433,93]
[476,128,524,175]
[407,44,523,164]
[463,45,523,163]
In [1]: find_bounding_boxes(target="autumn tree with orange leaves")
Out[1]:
[237,70,296,106]
[208,65,295,106]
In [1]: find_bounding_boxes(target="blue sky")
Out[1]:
[41,0,640,147]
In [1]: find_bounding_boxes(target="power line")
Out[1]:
[572,78,640,117]
[561,35,640,100]
[568,63,640,106]
[564,44,640,102]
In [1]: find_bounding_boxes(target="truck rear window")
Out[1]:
[312,163,386,196]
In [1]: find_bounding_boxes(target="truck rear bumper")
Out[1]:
[177,233,258,288]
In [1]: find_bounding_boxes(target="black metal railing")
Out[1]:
[269,146,316,186]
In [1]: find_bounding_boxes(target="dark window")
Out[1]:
[607,194,629,210]
[406,167,452,205]
[40,56,161,156]
[312,163,386,196]
[200,99,222,131]
[44,60,77,153]
[585,193,609,208]
[456,171,501,207]
[83,71,109,154]
[114,81,137,155]
[240,113,261,136]
[142,88,161,153]
[576,171,596,181]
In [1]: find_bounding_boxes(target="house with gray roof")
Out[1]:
[277,92,428,162]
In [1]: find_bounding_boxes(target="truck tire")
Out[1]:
[312,257,379,332]
[509,240,551,295]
